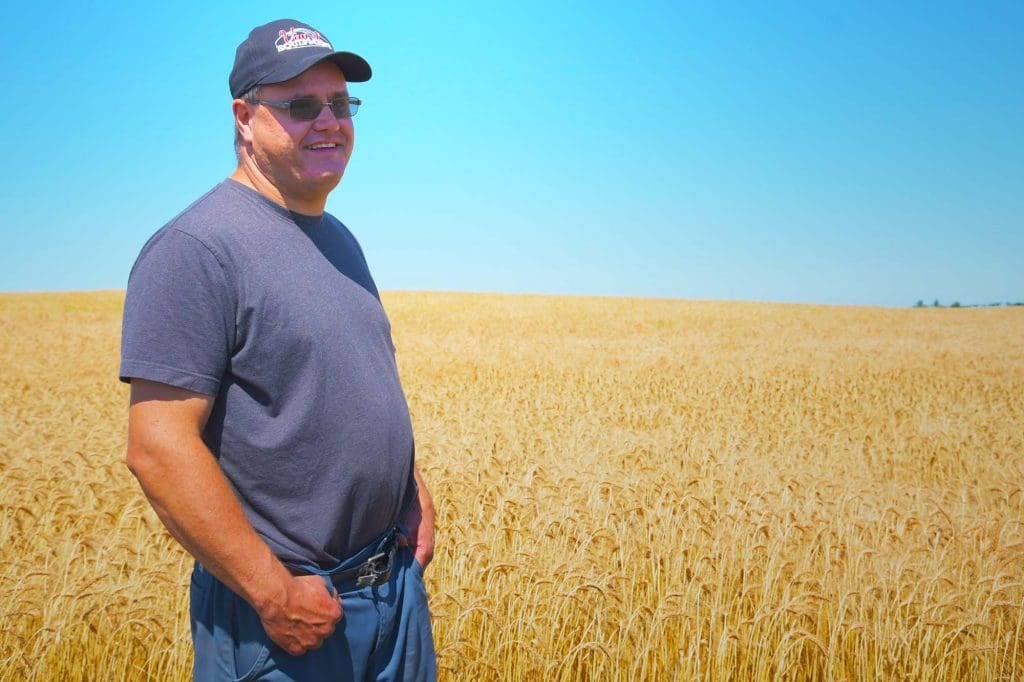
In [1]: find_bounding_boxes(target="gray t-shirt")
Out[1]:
[120,179,415,566]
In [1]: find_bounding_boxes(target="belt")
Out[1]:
[287,537,398,588]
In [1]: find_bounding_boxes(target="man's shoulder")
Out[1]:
[131,182,251,275]
[162,180,258,241]
[140,180,286,265]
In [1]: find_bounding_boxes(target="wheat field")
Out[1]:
[1,290,1022,681]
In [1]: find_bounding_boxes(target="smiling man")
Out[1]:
[120,19,437,681]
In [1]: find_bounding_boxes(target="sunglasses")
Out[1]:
[254,95,361,121]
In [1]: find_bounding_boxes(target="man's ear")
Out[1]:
[233,99,255,146]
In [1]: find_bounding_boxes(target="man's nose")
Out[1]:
[312,103,341,130]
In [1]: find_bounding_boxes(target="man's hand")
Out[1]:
[257,575,343,656]
[399,467,436,570]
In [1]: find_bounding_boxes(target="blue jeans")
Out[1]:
[190,529,436,681]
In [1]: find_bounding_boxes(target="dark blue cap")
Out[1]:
[229,19,371,98]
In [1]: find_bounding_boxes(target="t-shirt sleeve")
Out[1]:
[120,227,235,396]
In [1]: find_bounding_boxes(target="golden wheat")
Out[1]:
[1,291,1022,680]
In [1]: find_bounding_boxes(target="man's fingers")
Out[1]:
[260,574,345,656]
[296,575,343,620]
[329,585,344,616]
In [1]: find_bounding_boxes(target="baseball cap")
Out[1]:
[229,19,372,98]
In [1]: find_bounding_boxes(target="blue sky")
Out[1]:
[2,1,1021,306]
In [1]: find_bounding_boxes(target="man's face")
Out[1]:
[244,61,354,208]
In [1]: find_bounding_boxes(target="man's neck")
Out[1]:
[229,164,326,216]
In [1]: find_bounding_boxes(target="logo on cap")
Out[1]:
[275,27,332,52]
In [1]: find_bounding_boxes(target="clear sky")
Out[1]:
[2,1,1021,306]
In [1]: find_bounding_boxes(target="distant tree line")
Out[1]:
[914,299,1024,308]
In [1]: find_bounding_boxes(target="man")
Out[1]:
[120,19,437,681]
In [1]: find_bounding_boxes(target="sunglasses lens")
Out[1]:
[330,98,357,118]
[289,97,323,120]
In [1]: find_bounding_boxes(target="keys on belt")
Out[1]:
[287,539,397,588]
[354,547,395,587]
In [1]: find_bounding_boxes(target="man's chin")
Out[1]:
[307,172,343,193]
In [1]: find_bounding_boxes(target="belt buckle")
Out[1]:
[355,547,393,587]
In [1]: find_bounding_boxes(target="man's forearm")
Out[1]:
[127,417,342,656]
[413,467,435,525]
[127,433,290,612]
[404,466,436,567]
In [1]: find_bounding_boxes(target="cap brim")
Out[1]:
[261,50,371,88]
[324,52,372,83]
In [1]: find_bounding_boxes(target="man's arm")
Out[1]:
[400,466,436,569]
[125,379,341,655]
